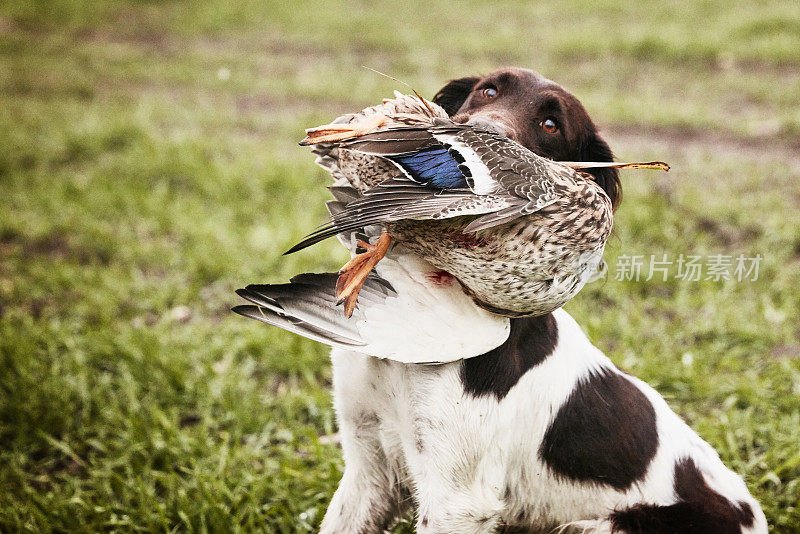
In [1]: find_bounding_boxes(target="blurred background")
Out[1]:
[1,0,799,531]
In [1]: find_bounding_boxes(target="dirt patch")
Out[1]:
[694,216,763,247]
[770,344,800,360]
[75,20,369,64]
[604,122,800,238]
[234,93,353,118]
[0,16,12,35]
[559,49,800,77]
[0,229,112,266]
[604,124,800,171]
[77,27,176,54]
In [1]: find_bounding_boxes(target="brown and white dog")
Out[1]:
[316,69,766,533]
[240,68,766,533]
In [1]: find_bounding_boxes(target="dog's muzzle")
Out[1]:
[459,115,514,139]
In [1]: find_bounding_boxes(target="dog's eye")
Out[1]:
[541,118,558,134]
[481,86,497,99]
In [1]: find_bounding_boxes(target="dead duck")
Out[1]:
[290,93,666,317]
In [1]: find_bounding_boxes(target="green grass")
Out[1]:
[1,0,799,531]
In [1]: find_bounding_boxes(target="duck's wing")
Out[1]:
[288,121,568,253]
[286,177,515,254]
[426,123,578,232]
[233,250,510,364]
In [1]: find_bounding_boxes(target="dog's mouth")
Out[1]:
[452,112,517,141]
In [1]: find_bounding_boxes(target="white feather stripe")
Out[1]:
[431,132,498,195]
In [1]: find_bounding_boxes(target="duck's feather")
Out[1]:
[336,127,440,156]
[287,120,570,254]
[234,250,510,363]
[285,178,517,254]
[427,122,565,205]
[392,147,469,188]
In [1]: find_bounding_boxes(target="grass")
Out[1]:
[1,0,799,531]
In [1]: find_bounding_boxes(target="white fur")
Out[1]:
[319,309,767,533]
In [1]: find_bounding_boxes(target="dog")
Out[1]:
[311,69,766,533]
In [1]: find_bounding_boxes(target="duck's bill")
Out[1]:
[560,161,670,172]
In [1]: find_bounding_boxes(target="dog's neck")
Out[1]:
[460,314,558,399]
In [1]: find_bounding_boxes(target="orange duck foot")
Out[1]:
[300,113,388,146]
[336,232,392,318]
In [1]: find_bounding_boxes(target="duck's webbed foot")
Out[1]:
[336,232,391,318]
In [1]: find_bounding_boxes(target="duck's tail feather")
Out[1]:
[282,180,386,256]
[232,272,396,349]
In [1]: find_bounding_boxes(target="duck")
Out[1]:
[289,92,666,318]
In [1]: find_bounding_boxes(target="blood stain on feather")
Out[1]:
[426,270,455,287]
[446,231,490,248]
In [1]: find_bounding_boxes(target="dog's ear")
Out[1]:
[581,133,621,209]
[432,76,480,116]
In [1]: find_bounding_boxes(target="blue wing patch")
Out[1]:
[391,147,470,189]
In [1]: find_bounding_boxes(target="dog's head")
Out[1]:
[433,67,620,208]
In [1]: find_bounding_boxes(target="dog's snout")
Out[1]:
[466,116,507,136]
[456,114,515,139]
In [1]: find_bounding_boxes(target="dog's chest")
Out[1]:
[331,350,501,475]
[330,349,575,524]
[360,357,479,453]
